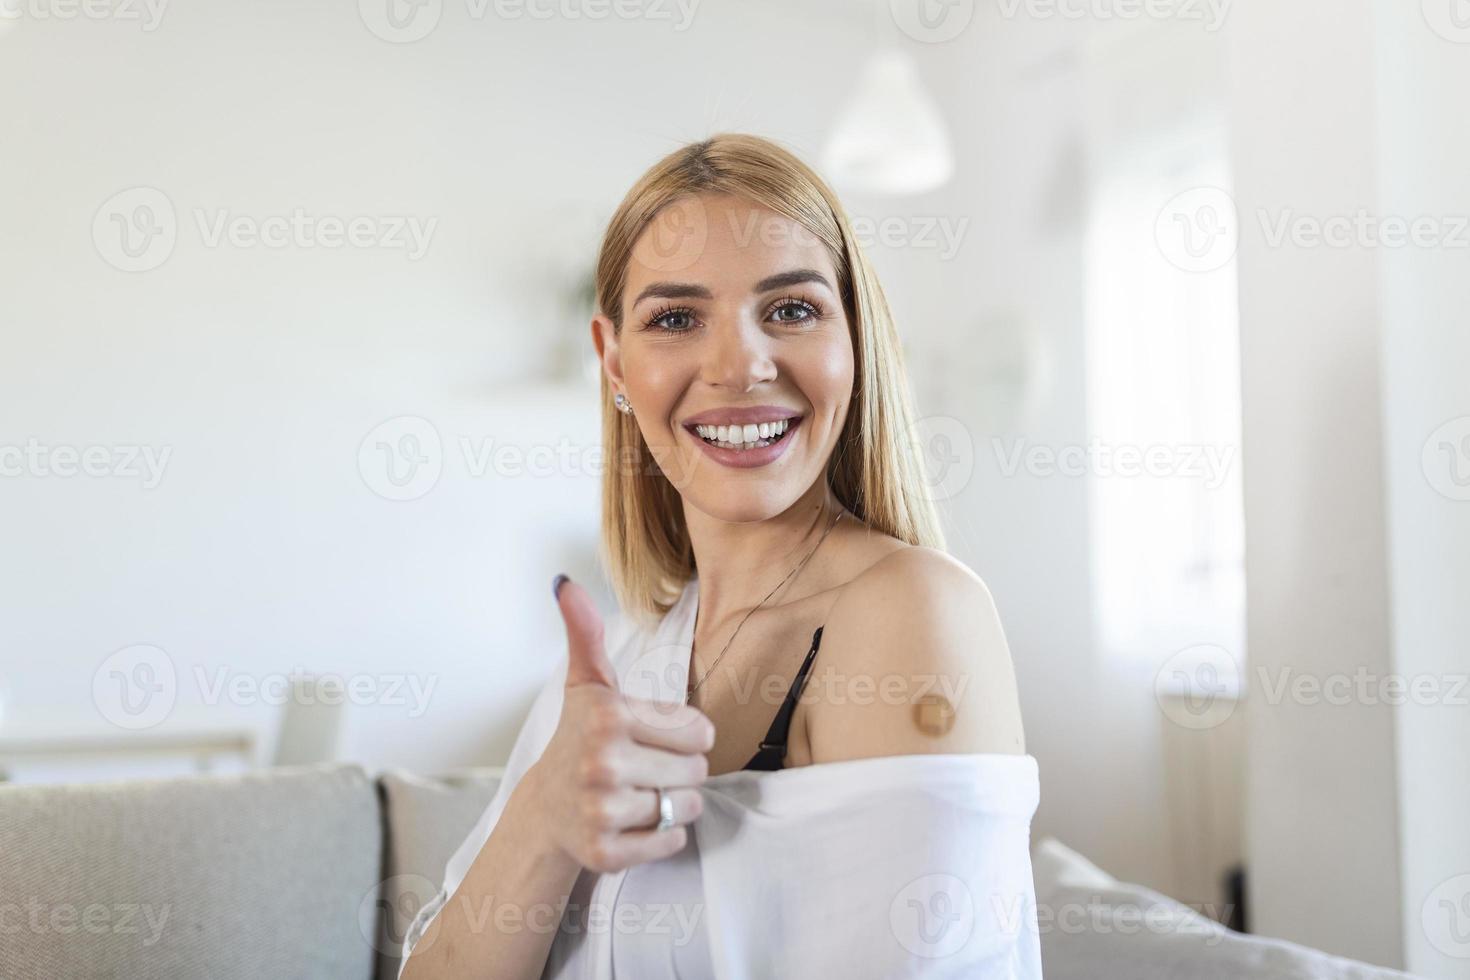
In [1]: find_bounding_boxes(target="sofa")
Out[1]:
[0,763,1420,979]
[0,763,500,980]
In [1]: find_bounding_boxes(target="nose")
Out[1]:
[702,315,777,392]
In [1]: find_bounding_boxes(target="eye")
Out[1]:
[767,296,823,325]
[645,305,698,333]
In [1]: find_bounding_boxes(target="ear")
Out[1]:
[591,313,626,394]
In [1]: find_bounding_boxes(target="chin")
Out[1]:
[684,488,799,526]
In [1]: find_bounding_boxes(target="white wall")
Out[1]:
[1371,2,1470,976]
[1225,0,1405,966]
[1226,1,1470,973]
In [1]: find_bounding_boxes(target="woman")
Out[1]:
[399,133,1040,979]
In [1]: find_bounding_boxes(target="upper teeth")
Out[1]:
[694,419,792,444]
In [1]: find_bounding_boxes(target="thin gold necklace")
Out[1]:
[687,507,843,700]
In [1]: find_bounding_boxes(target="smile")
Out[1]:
[680,415,803,469]
[690,417,796,450]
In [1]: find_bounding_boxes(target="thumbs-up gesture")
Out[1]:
[528,575,714,874]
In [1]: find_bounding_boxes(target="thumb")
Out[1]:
[554,575,618,690]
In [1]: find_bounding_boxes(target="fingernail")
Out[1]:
[552,573,569,600]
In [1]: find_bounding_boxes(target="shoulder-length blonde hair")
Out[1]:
[595,132,945,626]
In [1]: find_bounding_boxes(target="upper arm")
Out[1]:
[804,547,1026,764]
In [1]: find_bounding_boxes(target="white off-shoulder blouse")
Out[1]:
[400,576,1043,979]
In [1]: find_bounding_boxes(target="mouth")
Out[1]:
[683,415,802,452]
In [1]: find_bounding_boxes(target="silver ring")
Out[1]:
[654,786,675,831]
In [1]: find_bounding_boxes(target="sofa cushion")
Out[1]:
[374,767,504,980]
[0,763,381,980]
[1031,837,1415,979]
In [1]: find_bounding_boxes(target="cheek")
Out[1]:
[623,348,690,426]
[796,334,855,410]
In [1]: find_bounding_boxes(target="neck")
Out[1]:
[684,481,841,634]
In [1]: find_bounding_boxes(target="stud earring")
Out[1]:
[615,392,634,416]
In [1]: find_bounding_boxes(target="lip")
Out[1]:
[683,414,803,470]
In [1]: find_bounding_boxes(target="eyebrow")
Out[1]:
[754,269,832,294]
[631,281,714,306]
[630,268,833,308]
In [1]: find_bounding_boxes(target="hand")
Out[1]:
[527,575,714,874]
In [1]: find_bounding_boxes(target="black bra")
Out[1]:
[741,626,825,772]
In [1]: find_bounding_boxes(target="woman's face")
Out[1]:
[593,192,855,524]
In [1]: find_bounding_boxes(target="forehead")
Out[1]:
[626,193,837,295]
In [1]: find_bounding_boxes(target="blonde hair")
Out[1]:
[595,133,945,625]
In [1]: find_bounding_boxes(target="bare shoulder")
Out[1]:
[805,546,1026,763]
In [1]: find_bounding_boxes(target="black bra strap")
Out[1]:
[744,626,824,770]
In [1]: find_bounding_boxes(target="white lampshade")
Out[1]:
[820,49,955,196]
